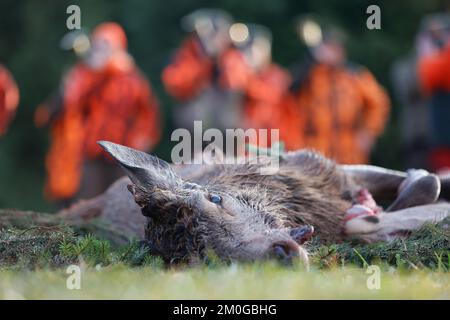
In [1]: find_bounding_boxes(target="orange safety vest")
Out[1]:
[0,64,19,136]
[283,63,390,164]
[45,62,161,200]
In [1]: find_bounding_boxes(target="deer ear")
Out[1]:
[98,141,182,191]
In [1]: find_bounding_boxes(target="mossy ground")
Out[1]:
[0,210,449,299]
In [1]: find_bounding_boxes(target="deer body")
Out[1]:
[59,142,450,265]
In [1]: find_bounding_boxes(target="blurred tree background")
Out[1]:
[0,0,448,212]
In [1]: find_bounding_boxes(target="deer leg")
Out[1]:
[387,170,440,211]
[340,165,441,211]
[340,165,406,201]
[345,202,450,242]
[439,173,450,200]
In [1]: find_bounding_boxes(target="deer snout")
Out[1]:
[290,225,315,244]
[264,229,310,268]
[271,240,302,263]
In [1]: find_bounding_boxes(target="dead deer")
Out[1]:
[58,141,450,266]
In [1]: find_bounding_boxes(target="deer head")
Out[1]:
[99,141,310,266]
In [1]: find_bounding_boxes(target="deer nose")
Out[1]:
[271,240,300,262]
[290,225,315,244]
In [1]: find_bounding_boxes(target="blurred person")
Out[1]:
[34,30,91,129]
[38,23,161,202]
[231,23,291,149]
[283,17,390,164]
[417,13,450,173]
[0,64,19,136]
[162,9,248,136]
[391,54,430,169]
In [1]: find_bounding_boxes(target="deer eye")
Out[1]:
[209,194,222,204]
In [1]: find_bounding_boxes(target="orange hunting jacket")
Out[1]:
[45,63,161,200]
[418,43,450,157]
[282,63,390,164]
[418,43,450,94]
[162,36,248,101]
[0,65,19,136]
[243,64,292,148]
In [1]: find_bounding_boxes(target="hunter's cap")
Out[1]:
[91,22,128,50]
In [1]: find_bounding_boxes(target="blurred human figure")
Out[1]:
[283,18,390,164]
[417,13,450,173]
[162,9,248,136]
[391,46,430,169]
[34,30,91,129]
[0,64,19,136]
[38,23,161,202]
[231,23,291,149]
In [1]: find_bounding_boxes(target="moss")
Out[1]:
[309,217,450,270]
[0,209,136,270]
[0,226,76,269]
[1,210,449,271]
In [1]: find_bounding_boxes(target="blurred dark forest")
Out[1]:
[0,0,448,212]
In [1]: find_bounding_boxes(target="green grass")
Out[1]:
[1,264,449,299]
[0,211,449,299]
